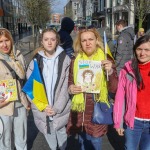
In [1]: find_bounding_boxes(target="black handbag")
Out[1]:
[92,102,113,125]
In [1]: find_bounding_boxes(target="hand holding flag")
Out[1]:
[22,59,48,111]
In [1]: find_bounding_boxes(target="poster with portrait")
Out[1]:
[0,79,18,101]
[77,60,102,93]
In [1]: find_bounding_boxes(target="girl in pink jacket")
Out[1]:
[113,35,150,150]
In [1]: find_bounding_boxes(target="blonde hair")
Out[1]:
[73,28,104,55]
[34,28,60,55]
[138,28,144,32]
[0,28,14,57]
[137,28,145,38]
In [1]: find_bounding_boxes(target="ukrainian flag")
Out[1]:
[22,59,48,111]
[79,64,89,69]
[104,31,114,60]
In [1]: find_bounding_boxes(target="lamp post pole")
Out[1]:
[83,0,86,26]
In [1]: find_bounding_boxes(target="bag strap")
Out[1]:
[0,59,17,79]
[0,59,26,88]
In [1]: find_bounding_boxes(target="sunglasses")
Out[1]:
[78,25,96,32]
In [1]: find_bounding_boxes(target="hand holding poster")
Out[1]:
[77,60,102,93]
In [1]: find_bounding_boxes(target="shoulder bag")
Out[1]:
[92,101,113,125]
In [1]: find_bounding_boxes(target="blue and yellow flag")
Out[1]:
[104,31,114,60]
[22,59,48,111]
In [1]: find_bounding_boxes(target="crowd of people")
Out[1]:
[0,17,150,150]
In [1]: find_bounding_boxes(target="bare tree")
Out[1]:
[20,0,49,36]
[123,0,150,29]
[50,0,60,13]
[20,0,59,36]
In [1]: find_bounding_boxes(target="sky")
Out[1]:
[52,0,68,14]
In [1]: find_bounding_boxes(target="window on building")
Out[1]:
[123,0,129,4]
[109,0,112,7]
[122,12,128,23]
[116,0,121,5]
[114,13,119,24]
[100,0,104,11]
[74,10,77,15]
[73,2,77,9]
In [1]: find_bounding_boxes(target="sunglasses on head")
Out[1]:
[78,25,96,32]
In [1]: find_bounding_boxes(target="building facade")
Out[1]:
[51,13,61,25]
[64,0,73,19]
[64,0,150,35]
[0,0,27,35]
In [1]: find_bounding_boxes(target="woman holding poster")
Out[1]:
[67,27,118,150]
[0,28,29,149]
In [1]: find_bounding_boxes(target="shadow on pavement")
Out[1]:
[66,135,80,150]
[13,30,32,43]
[27,110,39,150]
[107,125,125,150]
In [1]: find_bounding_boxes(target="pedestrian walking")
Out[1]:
[58,17,75,59]
[67,27,118,150]
[113,35,150,150]
[0,28,29,150]
[26,28,71,150]
[114,19,135,75]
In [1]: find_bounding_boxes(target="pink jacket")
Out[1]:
[113,60,137,129]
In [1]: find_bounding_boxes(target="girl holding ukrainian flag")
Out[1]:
[26,28,71,150]
[66,27,118,150]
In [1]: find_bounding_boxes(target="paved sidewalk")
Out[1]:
[15,35,40,58]
[13,30,32,42]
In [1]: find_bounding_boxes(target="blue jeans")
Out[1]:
[124,119,150,150]
[78,132,102,150]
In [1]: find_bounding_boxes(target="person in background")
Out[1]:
[26,28,71,150]
[134,28,145,44]
[67,27,118,150]
[0,28,29,150]
[58,17,75,59]
[113,35,150,150]
[114,19,135,75]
